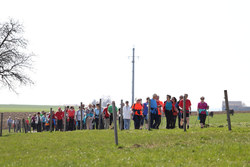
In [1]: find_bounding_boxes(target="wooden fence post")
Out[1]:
[148,99,151,130]
[0,113,3,136]
[112,101,118,145]
[99,99,102,129]
[224,90,232,131]
[183,94,187,132]
[50,108,53,132]
[80,102,83,130]
[120,100,123,130]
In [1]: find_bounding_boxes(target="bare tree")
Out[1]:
[0,19,34,92]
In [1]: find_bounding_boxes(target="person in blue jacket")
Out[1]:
[150,94,158,129]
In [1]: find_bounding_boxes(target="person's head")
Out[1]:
[93,104,96,108]
[153,93,157,99]
[200,96,205,101]
[146,97,150,102]
[172,97,177,103]
[58,107,62,111]
[96,103,100,109]
[156,96,160,101]
[8,116,11,119]
[70,106,74,110]
[125,101,129,106]
[184,94,188,99]
[179,95,184,100]
[29,114,31,117]
[37,112,40,115]
[42,111,45,114]
[88,104,92,109]
[67,106,69,109]
[167,95,171,100]
[107,103,110,107]
[136,98,140,104]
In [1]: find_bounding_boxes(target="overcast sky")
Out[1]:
[0,0,250,110]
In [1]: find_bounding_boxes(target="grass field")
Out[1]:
[0,113,249,167]
[0,104,62,113]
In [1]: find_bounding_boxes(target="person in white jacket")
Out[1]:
[123,101,132,130]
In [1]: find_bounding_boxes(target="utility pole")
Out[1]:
[132,47,135,105]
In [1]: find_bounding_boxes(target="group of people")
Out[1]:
[122,93,209,130]
[6,93,209,133]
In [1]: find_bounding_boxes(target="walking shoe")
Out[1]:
[187,125,189,129]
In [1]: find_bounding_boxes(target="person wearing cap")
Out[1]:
[179,94,192,129]
[103,104,110,129]
[150,94,158,129]
[197,96,209,128]
[123,101,131,130]
[55,107,64,131]
[67,106,75,131]
[132,98,143,129]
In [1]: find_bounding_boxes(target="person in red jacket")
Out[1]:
[132,98,143,129]
[103,104,110,129]
[55,107,64,131]
[67,106,75,131]
[179,94,192,129]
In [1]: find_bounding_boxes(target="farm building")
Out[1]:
[222,101,250,111]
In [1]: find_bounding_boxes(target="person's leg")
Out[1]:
[134,115,137,129]
[136,115,140,129]
[60,120,63,131]
[167,111,171,129]
[104,119,107,129]
[110,113,113,126]
[173,116,177,128]
[152,114,157,129]
[124,119,128,130]
[90,118,94,130]
[199,113,203,128]
[8,124,11,133]
[186,113,190,129]
[86,118,89,130]
[157,115,161,129]
[96,118,99,129]
[204,115,207,127]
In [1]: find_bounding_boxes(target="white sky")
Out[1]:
[0,0,250,110]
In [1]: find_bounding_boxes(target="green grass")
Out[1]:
[0,104,62,113]
[0,113,249,167]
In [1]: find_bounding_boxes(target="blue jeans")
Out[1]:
[123,119,130,130]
